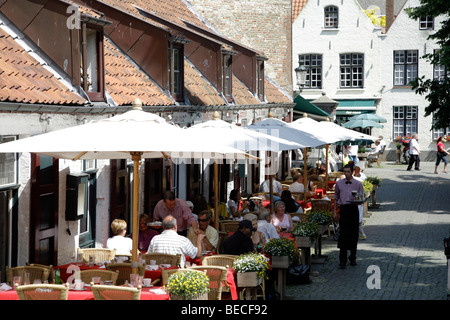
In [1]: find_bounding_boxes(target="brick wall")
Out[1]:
[186,0,293,94]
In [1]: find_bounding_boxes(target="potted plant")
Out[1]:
[308,208,333,235]
[365,176,382,190]
[166,270,210,300]
[233,253,270,287]
[263,237,298,268]
[363,180,373,197]
[291,221,319,247]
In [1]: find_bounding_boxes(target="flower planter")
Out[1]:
[237,272,262,287]
[170,293,208,300]
[271,255,290,269]
[295,236,313,248]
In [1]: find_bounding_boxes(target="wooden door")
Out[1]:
[30,154,59,266]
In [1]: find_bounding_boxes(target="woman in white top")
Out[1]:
[106,219,133,255]
[227,189,247,219]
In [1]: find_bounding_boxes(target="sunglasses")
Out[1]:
[198,218,210,222]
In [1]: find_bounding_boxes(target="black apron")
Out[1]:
[337,204,359,250]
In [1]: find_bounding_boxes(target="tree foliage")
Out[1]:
[405,0,450,130]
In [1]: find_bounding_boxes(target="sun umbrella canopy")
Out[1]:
[248,117,329,148]
[188,116,303,153]
[342,119,384,129]
[348,113,387,123]
[0,107,250,161]
[291,117,379,144]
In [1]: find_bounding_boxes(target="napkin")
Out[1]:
[149,288,167,295]
[292,216,300,221]
[0,283,12,291]
[145,265,159,271]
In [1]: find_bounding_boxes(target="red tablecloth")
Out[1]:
[0,286,169,300]
[56,263,102,283]
[55,263,179,286]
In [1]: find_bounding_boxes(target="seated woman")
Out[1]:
[271,201,294,233]
[132,214,159,252]
[106,219,133,255]
[280,190,303,213]
[227,189,248,219]
[243,213,266,252]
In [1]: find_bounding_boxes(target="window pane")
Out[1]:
[299,54,322,88]
[0,137,16,186]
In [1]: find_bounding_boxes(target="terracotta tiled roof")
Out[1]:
[104,37,174,106]
[232,75,260,105]
[292,0,308,22]
[184,60,226,106]
[0,28,86,105]
[264,78,292,104]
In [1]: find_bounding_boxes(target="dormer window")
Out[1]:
[81,24,105,102]
[168,42,184,102]
[257,59,264,101]
[324,6,339,28]
[223,54,232,102]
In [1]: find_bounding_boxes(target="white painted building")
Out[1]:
[292,0,447,160]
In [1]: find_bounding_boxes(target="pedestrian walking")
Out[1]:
[334,164,364,268]
[434,136,449,174]
[406,133,421,171]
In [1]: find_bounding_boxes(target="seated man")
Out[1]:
[259,175,283,195]
[368,140,382,157]
[222,220,256,255]
[187,210,218,252]
[147,215,205,267]
[257,209,280,240]
[289,174,315,198]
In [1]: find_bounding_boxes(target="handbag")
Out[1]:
[286,264,311,285]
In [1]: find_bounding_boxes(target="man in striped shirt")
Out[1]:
[147,215,205,267]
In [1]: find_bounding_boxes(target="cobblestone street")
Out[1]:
[286,161,450,300]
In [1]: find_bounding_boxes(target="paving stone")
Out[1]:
[286,162,450,300]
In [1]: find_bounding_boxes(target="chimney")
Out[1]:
[385,0,395,32]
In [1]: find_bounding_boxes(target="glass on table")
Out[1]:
[92,276,101,285]
[13,276,22,289]
[23,272,31,285]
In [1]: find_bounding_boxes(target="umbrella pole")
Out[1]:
[131,152,142,274]
[325,144,329,191]
[303,148,307,201]
[214,161,219,229]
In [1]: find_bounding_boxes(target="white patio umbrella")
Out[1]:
[248,115,330,206]
[187,112,304,224]
[291,115,378,186]
[0,100,253,273]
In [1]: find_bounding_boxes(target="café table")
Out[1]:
[55,263,178,286]
[0,285,170,300]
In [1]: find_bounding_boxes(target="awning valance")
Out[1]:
[335,100,376,116]
[294,95,331,117]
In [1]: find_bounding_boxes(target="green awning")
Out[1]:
[336,100,376,116]
[294,95,331,117]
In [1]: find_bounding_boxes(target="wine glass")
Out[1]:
[351,190,357,199]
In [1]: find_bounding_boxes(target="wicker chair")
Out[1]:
[189,266,228,300]
[141,253,181,266]
[161,268,180,286]
[77,247,116,263]
[310,198,332,212]
[6,266,52,286]
[15,283,69,300]
[202,254,236,268]
[25,263,54,283]
[291,192,306,201]
[220,221,240,233]
[105,263,145,285]
[91,284,141,300]
[79,269,119,285]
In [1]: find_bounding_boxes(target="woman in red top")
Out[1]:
[434,136,449,174]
